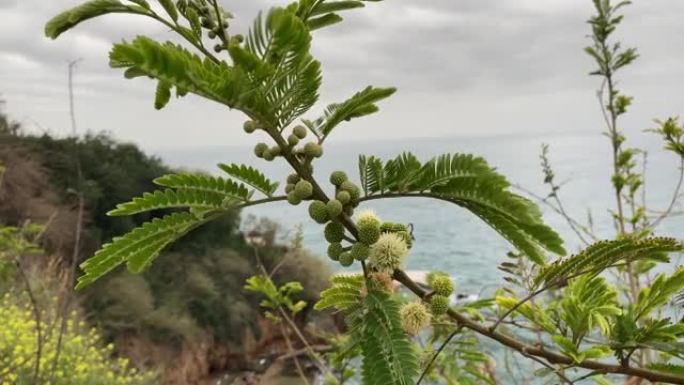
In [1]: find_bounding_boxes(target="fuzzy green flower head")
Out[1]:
[243,120,257,133]
[350,242,369,261]
[327,242,343,261]
[430,294,450,315]
[287,192,302,206]
[294,180,313,199]
[326,199,343,217]
[336,190,351,205]
[431,275,454,297]
[329,170,348,186]
[400,301,431,335]
[293,125,307,139]
[254,142,268,157]
[304,142,323,158]
[309,200,329,224]
[324,222,345,243]
[356,209,380,228]
[369,233,409,273]
[338,251,354,267]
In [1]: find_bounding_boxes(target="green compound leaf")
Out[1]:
[535,237,682,288]
[218,163,279,197]
[361,290,419,385]
[76,212,203,289]
[45,0,143,39]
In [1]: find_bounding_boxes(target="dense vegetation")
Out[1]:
[0,117,331,383]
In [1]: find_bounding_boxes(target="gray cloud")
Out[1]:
[1,0,683,150]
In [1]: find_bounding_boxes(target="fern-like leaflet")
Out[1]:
[361,290,420,385]
[535,237,683,288]
[218,163,279,197]
[358,152,565,263]
[76,212,204,289]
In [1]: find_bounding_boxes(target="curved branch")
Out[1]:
[392,269,684,385]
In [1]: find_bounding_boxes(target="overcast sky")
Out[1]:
[1,0,683,150]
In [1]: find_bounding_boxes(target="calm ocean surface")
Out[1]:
[157,131,684,295]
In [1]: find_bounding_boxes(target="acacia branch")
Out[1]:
[392,269,684,385]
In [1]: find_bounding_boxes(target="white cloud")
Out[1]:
[0,0,682,150]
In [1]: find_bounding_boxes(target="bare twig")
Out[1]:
[416,326,463,385]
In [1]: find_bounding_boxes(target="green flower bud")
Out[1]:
[270,145,282,157]
[304,142,323,158]
[294,180,313,199]
[380,222,396,233]
[233,34,244,43]
[287,134,299,146]
[338,252,354,267]
[287,173,300,184]
[431,275,454,297]
[329,171,348,186]
[243,120,257,133]
[308,200,329,224]
[287,192,302,205]
[324,222,345,243]
[430,295,450,315]
[400,302,431,335]
[336,190,351,205]
[340,180,360,200]
[213,43,224,53]
[262,149,275,161]
[426,271,449,286]
[254,142,268,157]
[285,183,295,194]
[358,222,381,246]
[350,242,369,261]
[293,125,307,139]
[326,199,343,218]
[208,30,217,39]
[327,242,343,261]
[357,210,380,229]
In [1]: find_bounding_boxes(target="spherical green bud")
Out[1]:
[357,210,381,229]
[350,242,369,261]
[326,199,343,218]
[304,142,323,158]
[338,252,354,267]
[380,222,395,233]
[208,30,217,39]
[233,34,244,43]
[283,184,295,195]
[308,200,329,224]
[400,302,431,335]
[336,190,351,205]
[431,275,454,297]
[243,120,257,133]
[358,222,381,246]
[369,233,408,273]
[340,180,360,200]
[288,134,299,146]
[293,125,307,139]
[327,242,343,261]
[324,222,345,243]
[213,43,224,53]
[254,142,268,157]
[430,295,450,315]
[286,192,302,205]
[262,149,275,161]
[294,180,313,199]
[329,171,348,186]
[287,173,300,184]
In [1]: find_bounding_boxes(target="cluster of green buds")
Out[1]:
[287,125,323,163]
[397,272,454,335]
[426,272,454,316]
